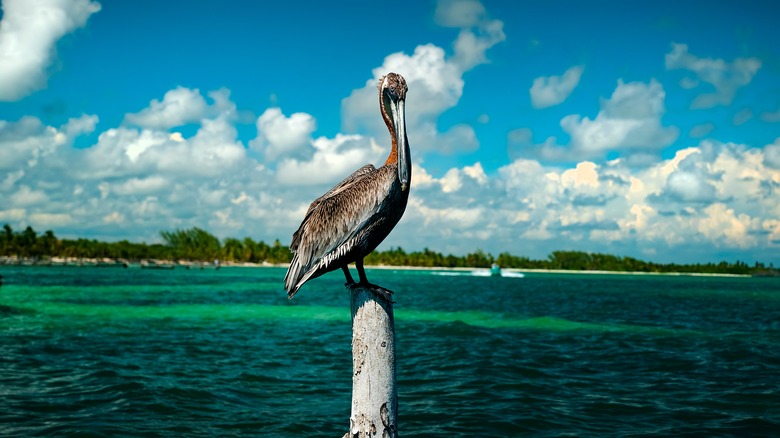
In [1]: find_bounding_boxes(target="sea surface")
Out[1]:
[1,266,778,437]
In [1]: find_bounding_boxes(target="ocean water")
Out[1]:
[1,266,778,437]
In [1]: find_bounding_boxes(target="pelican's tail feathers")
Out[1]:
[284,254,319,300]
[284,254,304,299]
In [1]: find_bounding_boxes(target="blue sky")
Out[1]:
[1,0,779,265]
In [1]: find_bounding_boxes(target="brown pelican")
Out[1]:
[284,73,410,301]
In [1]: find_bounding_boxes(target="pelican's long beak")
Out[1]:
[393,98,409,191]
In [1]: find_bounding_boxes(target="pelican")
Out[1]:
[284,72,410,301]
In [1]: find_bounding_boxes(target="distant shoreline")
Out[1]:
[0,256,756,278]
[362,265,753,278]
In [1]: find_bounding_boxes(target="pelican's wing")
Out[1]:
[313,164,376,208]
[290,164,375,252]
[285,167,393,296]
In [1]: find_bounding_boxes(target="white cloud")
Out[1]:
[764,138,780,169]
[512,80,679,164]
[0,0,101,101]
[432,162,487,193]
[530,65,584,108]
[276,134,382,186]
[561,162,599,188]
[665,168,717,203]
[696,204,756,249]
[249,107,316,161]
[10,185,49,207]
[553,79,678,161]
[29,212,73,229]
[0,209,26,223]
[463,162,488,185]
[434,0,505,71]
[124,87,209,130]
[0,115,95,171]
[150,118,246,177]
[103,211,124,224]
[76,94,247,182]
[112,176,169,196]
[451,19,505,71]
[665,43,762,109]
[0,117,62,170]
[429,139,779,260]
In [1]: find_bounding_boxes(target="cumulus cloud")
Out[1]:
[10,185,49,207]
[412,139,779,260]
[764,138,780,169]
[0,114,96,171]
[0,0,101,101]
[530,65,584,108]
[249,107,316,161]
[566,79,677,156]
[276,134,382,186]
[0,89,296,243]
[519,79,678,163]
[665,168,717,203]
[112,176,169,196]
[451,18,505,71]
[665,43,762,109]
[435,0,505,71]
[124,87,218,130]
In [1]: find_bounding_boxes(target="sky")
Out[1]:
[1,0,779,265]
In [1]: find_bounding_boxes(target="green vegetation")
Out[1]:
[0,224,774,275]
[0,225,291,264]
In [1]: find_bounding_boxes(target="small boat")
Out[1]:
[490,263,502,277]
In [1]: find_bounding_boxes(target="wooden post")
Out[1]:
[343,287,398,438]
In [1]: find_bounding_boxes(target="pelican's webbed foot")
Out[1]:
[349,282,395,304]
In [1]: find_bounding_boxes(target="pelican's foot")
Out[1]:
[350,282,395,303]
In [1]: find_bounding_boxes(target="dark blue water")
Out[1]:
[1,266,778,436]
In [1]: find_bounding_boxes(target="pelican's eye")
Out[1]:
[387,85,400,100]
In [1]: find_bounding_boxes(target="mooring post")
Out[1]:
[343,286,398,438]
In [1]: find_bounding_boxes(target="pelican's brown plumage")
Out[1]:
[284,73,411,301]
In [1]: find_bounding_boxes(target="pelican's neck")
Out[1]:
[381,94,398,166]
[384,141,399,166]
[379,78,411,191]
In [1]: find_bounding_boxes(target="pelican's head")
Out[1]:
[379,73,410,191]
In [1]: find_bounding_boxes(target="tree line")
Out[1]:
[0,225,291,264]
[0,224,773,275]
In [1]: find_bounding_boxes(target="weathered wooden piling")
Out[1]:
[343,286,398,438]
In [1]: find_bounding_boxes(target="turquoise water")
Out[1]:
[1,266,778,437]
